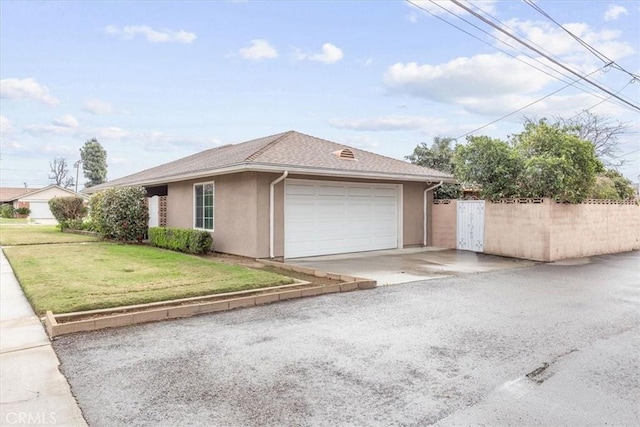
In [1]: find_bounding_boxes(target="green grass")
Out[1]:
[0,224,100,246]
[4,243,294,315]
[0,218,29,224]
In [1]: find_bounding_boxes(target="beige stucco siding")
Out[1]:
[167,173,260,257]
[165,172,437,259]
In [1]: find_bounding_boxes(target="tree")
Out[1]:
[405,136,462,199]
[80,138,107,188]
[527,112,629,168]
[453,136,523,201]
[48,156,75,188]
[595,169,636,200]
[512,120,602,203]
[452,121,603,203]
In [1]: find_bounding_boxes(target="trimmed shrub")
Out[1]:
[97,186,149,242]
[87,190,106,234]
[15,207,31,216]
[48,197,87,229]
[148,227,213,254]
[0,204,15,218]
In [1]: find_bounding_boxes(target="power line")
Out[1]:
[407,0,610,103]
[454,66,605,140]
[447,0,640,113]
[522,0,640,81]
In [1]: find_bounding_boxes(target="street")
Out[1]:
[53,251,640,426]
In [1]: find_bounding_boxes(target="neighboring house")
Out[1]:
[86,131,454,259]
[0,185,79,224]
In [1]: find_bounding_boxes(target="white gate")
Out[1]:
[457,200,485,252]
[148,196,159,227]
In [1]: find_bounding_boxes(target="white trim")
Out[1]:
[84,164,455,193]
[397,184,403,249]
[269,171,288,259]
[192,181,215,231]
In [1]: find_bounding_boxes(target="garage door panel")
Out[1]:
[285,180,399,258]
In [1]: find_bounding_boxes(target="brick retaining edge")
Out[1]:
[44,266,376,338]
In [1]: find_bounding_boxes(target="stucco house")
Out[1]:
[0,185,80,224]
[86,131,454,259]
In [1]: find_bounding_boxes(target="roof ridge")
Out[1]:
[244,130,294,162]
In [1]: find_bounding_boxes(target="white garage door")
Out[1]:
[29,201,54,220]
[285,180,399,258]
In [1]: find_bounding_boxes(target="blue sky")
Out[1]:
[1,0,639,188]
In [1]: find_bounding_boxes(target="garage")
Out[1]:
[284,180,400,258]
[28,201,54,221]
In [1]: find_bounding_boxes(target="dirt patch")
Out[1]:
[200,253,343,286]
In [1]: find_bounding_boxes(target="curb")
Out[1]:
[45,274,376,338]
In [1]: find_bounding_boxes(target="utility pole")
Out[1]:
[74,160,82,193]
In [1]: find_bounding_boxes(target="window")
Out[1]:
[194,182,214,230]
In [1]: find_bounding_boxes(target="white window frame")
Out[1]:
[193,181,215,231]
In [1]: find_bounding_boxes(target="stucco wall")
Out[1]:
[166,172,439,259]
[431,201,457,249]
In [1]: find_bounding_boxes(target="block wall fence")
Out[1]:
[431,199,640,262]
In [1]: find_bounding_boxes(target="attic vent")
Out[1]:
[333,148,356,160]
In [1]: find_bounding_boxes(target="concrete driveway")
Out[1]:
[53,251,639,426]
[287,247,536,285]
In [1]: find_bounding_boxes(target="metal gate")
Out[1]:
[457,200,485,252]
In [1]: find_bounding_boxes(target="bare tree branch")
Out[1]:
[49,156,75,188]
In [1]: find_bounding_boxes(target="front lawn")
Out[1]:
[0,224,100,246]
[4,243,294,314]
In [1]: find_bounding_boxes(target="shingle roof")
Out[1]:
[0,187,36,202]
[87,131,454,192]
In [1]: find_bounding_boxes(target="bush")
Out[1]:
[148,227,213,254]
[48,197,87,228]
[87,191,106,234]
[0,204,15,218]
[95,186,148,242]
[15,207,31,216]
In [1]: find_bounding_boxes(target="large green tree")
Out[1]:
[405,136,461,199]
[80,138,107,188]
[512,120,602,203]
[452,121,603,203]
[453,136,523,201]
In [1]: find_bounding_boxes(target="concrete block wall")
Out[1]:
[431,200,457,249]
[432,199,640,261]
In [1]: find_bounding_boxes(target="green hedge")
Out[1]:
[148,227,213,254]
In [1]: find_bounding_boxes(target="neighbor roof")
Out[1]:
[0,187,36,202]
[86,131,454,192]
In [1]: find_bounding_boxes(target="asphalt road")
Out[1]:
[53,251,640,426]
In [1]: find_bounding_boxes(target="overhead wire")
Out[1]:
[446,0,640,113]
[453,66,606,140]
[522,0,640,81]
[406,0,612,103]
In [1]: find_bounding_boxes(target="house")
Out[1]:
[86,131,454,259]
[0,185,80,224]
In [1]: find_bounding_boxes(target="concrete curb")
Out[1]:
[45,273,376,338]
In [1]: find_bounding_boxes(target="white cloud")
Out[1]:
[604,5,628,21]
[384,53,554,103]
[0,78,59,105]
[83,99,113,115]
[0,115,13,134]
[297,43,344,64]
[53,114,79,128]
[105,25,196,43]
[238,39,278,61]
[494,20,635,67]
[329,115,445,132]
[407,0,497,17]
